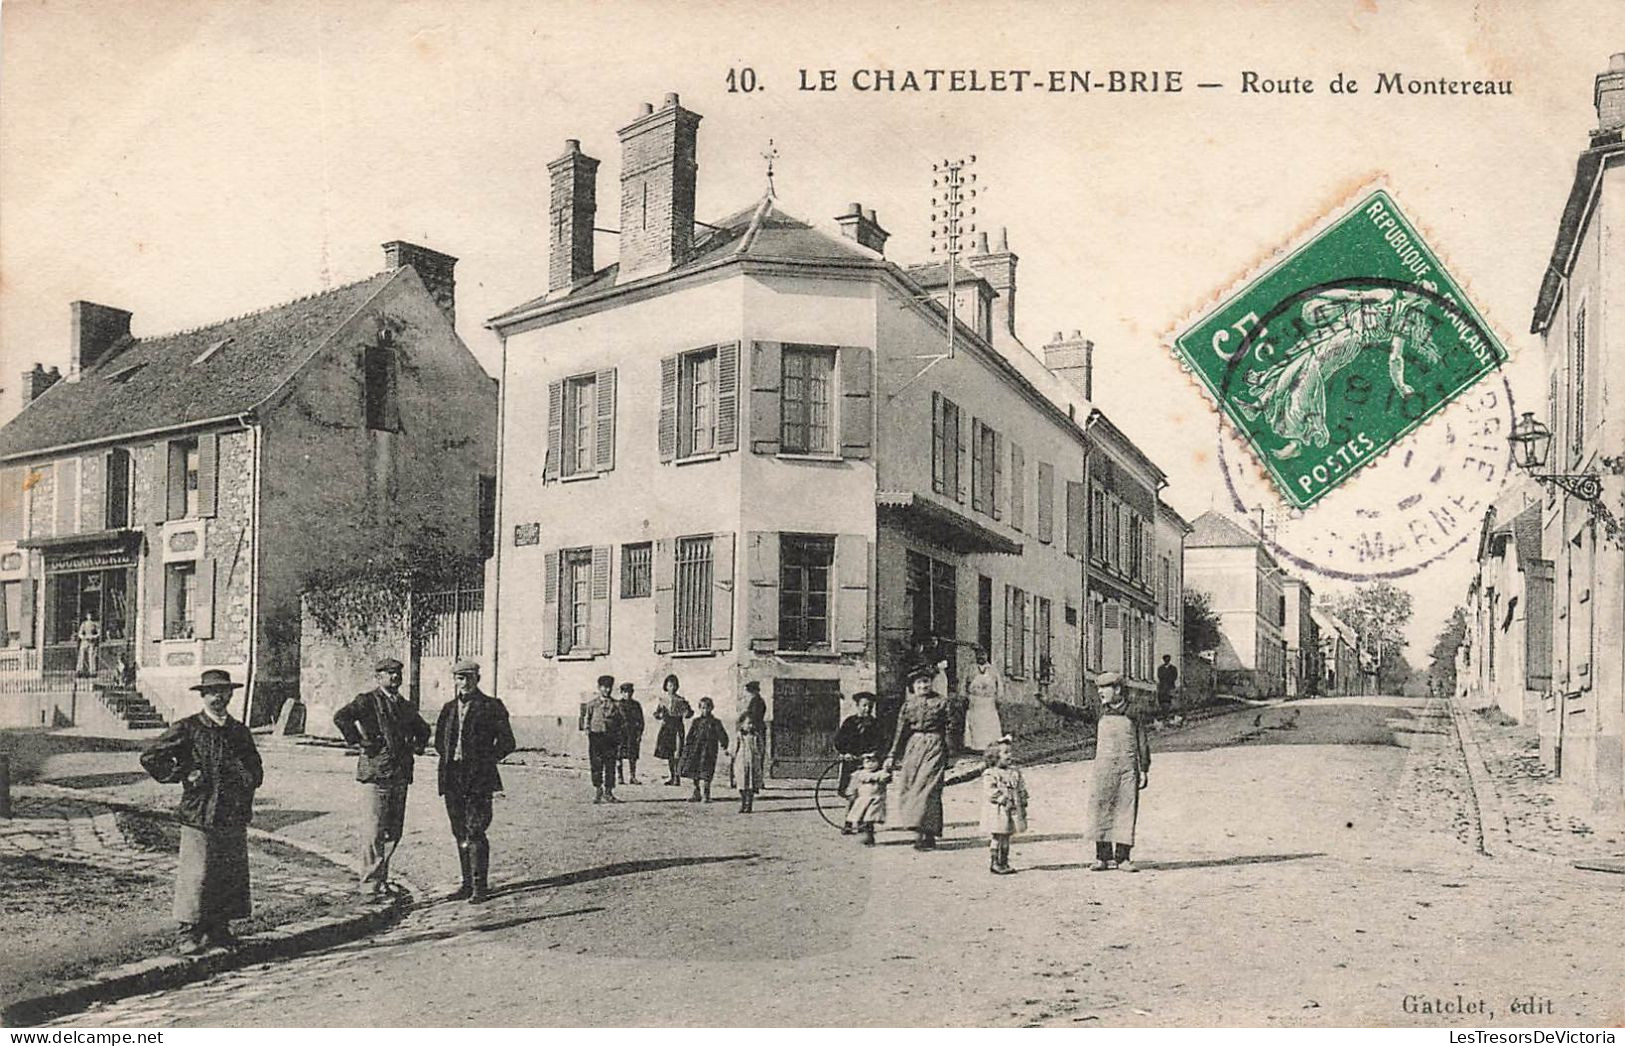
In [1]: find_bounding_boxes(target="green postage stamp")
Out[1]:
[1172,189,1509,510]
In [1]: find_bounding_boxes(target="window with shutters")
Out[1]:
[165,562,198,639]
[675,536,714,651]
[1004,585,1028,679]
[972,420,998,516]
[778,534,834,651]
[932,395,963,499]
[562,374,596,477]
[1570,305,1587,463]
[621,542,652,599]
[558,547,593,654]
[680,349,719,458]
[906,550,956,649]
[363,341,399,432]
[780,346,836,454]
[172,439,201,519]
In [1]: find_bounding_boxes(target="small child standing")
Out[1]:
[844,752,891,845]
[982,736,1028,875]
[730,713,764,813]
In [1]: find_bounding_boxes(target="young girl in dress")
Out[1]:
[730,712,764,813]
[982,736,1028,875]
[844,752,891,845]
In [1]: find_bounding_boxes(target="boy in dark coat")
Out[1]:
[616,682,645,785]
[678,697,730,803]
[581,674,624,803]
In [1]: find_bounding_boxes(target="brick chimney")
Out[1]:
[1044,330,1094,400]
[21,363,62,403]
[968,227,1018,339]
[835,203,890,255]
[69,301,133,380]
[1596,52,1625,135]
[616,93,702,280]
[548,139,600,292]
[383,241,458,328]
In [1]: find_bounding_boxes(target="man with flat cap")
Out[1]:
[581,674,624,804]
[333,656,431,901]
[433,659,515,902]
[140,669,263,954]
[1040,671,1151,872]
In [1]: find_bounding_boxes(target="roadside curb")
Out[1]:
[1,784,419,1028]
[1443,695,1561,866]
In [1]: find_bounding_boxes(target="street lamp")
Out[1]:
[1507,411,1604,502]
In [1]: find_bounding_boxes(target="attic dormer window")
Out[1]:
[363,333,400,432]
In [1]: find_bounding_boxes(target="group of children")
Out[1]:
[842,736,1031,875]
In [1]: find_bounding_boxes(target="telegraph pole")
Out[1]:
[928,155,979,361]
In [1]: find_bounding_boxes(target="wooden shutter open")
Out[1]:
[544,380,562,481]
[81,455,106,532]
[1010,442,1025,532]
[54,458,78,536]
[1037,462,1055,543]
[931,393,944,494]
[838,346,872,459]
[16,579,35,648]
[652,538,675,653]
[1066,480,1085,558]
[710,531,735,651]
[593,369,617,472]
[146,561,165,643]
[657,356,678,463]
[834,533,870,654]
[197,433,219,518]
[746,530,780,652]
[955,407,967,504]
[0,467,22,541]
[166,442,187,520]
[716,342,741,452]
[992,430,1005,520]
[193,558,217,640]
[540,549,559,657]
[588,545,612,653]
[749,341,782,455]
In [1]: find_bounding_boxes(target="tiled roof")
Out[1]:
[488,197,879,326]
[1186,510,1262,548]
[1532,131,1623,334]
[903,261,984,288]
[0,271,397,459]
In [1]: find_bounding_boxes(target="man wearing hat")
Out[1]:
[615,682,645,786]
[581,674,624,803]
[140,670,263,954]
[333,657,432,901]
[433,659,515,902]
[1040,671,1152,872]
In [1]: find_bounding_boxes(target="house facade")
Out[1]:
[488,95,1173,771]
[0,243,496,728]
[1312,607,1358,697]
[1281,578,1319,698]
[1521,52,1625,811]
[1184,511,1287,698]
[1153,500,1191,673]
[1458,495,1553,723]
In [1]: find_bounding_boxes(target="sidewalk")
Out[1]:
[1447,698,1625,869]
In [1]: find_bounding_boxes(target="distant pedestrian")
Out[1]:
[332,657,431,901]
[963,647,1005,752]
[678,697,729,803]
[76,612,101,676]
[1156,655,1179,721]
[1041,671,1150,872]
[742,680,769,791]
[582,675,624,804]
[887,661,951,850]
[730,712,764,812]
[652,674,693,786]
[981,737,1029,875]
[844,752,890,845]
[139,669,262,954]
[433,660,516,903]
[616,682,645,785]
[833,691,886,807]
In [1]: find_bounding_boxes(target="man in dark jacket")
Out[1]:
[333,656,432,901]
[433,659,516,903]
[581,674,623,803]
[140,669,264,954]
[1156,654,1180,721]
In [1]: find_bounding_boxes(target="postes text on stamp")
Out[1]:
[1173,189,1509,510]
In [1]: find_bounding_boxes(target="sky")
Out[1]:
[2,0,1617,660]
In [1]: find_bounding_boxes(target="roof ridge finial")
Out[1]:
[762,137,779,198]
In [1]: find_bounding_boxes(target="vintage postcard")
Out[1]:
[0,0,1621,1033]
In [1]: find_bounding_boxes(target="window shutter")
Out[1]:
[955,410,967,504]
[749,341,782,455]
[716,342,741,452]
[1038,462,1055,543]
[588,545,612,653]
[0,467,21,541]
[931,392,944,494]
[970,420,984,513]
[657,356,678,463]
[710,531,735,651]
[1002,586,1013,675]
[838,346,873,459]
[747,530,780,652]
[834,533,870,654]
[992,430,1005,520]
[193,558,217,640]
[540,549,559,657]
[54,458,79,536]
[197,433,219,518]
[544,380,562,481]
[166,442,187,520]
[81,455,106,532]
[17,579,35,648]
[1010,442,1025,532]
[139,445,165,526]
[652,538,676,653]
[1065,481,1085,558]
[594,369,617,472]
[146,563,165,643]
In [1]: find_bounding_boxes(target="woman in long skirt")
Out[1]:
[887,661,952,850]
[1041,671,1151,872]
[651,674,692,786]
